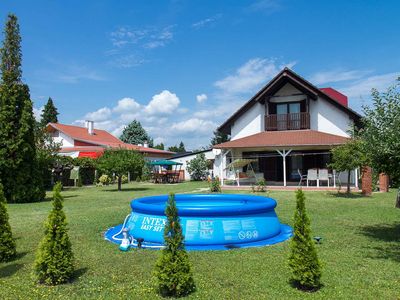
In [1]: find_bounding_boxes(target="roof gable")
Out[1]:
[218,68,361,134]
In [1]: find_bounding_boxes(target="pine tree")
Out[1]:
[154,193,195,297]
[288,189,322,291]
[34,182,74,285]
[210,130,230,146]
[178,141,186,152]
[40,97,58,127]
[0,183,16,262]
[119,120,154,147]
[0,14,45,203]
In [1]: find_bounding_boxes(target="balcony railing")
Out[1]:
[265,112,310,131]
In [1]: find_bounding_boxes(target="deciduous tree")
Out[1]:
[96,149,145,190]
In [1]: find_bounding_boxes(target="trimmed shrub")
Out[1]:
[251,178,267,193]
[187,153,208,181]
[0,183,16,262]
[154,193,195,297]
[34,182,74,285]
[98,174,112,186]
[209,177,221,192]
[288,189,322,291]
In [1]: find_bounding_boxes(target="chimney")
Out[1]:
[143,140,149,148]
[86,120,94,135]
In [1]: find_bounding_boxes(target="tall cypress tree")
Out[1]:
[0,183,17,262]
[288,189,322,291]
[0,14,45,203]
[34,182,74,285]
[40,97,58,127]
[154,193,195,297]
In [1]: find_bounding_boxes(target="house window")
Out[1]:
[50,131,59,137]
[266,100,309,131]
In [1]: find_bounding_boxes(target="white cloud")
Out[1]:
[309,69,372,85]
[33,106,44,122]
[192,14,222,29]
[84,107,112,122]
[113,97,141,113]
[340,72,399,98]
[110,54,147,68]
[171,118,217,134]
[196,94,208,103]
[144,90,180,115]
[214,58,295,96]
[248,0,282,13]
[110,25,174,50]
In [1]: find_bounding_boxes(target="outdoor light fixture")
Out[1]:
[136,238,144,249]
[313,236,322,244]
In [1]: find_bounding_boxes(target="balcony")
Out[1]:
[265,112,310,131]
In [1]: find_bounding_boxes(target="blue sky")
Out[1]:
[1,0,399,149]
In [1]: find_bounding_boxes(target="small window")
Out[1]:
[50,131,59,137]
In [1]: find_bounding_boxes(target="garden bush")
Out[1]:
[98,174,112,185]
[209,177,221,192]
[34,182,74,285]
[251,178,267,193]
[0,183,17,262]
[288,189,322,291]
[187,153,208,181]
[154,193,195,297]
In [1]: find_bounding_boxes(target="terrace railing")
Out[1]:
[265,112,310,131]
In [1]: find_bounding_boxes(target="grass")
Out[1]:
[0,181,399,299]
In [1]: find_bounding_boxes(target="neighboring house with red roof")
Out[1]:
[46,122,174,160]
[213,68,362,188]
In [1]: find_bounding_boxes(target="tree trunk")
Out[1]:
[118,176,122,191]
[396,188,400,208]
[347,170,351,194]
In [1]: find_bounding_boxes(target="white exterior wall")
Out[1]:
[53,131,75,147]
[231,102,264,140]
[169,150,215,180]
[309,96,353,137]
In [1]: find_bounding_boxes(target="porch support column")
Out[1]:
[276,149,292,187]
[354,168,359,189]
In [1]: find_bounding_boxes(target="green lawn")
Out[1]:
[0,181,399,299]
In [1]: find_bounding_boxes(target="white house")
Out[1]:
[169,149,215,180]
[213,68,361,188]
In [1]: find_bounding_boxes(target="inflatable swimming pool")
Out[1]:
[104,194,292,250]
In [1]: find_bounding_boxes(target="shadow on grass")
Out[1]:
[327,192,365,199]
[359,222,400,261]
[70,267,88,283]
[102,187,150,192]
[0,263,23,278]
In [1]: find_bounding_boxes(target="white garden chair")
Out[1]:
[307,169,318,187]
[318,168,329,187]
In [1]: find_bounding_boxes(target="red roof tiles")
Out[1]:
[47,123,173,156]
[214,130,349,149]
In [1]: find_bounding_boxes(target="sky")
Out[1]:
[1,0,399,149]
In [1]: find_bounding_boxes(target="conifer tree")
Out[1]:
[0,14,45,203]
[0,183,16,262]
[40,97,58,127]
[154,193,195,297]
[120,120,154,147]
[288,189,322,291]
[34,182,74,285]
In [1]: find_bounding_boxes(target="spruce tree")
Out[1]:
[0,183,17,262]
[119,120,154,147]
[154,193,195,297]
[40,97,58,127]
[34,182,74,285]
[0,14,45,203]
[288,189,322,291]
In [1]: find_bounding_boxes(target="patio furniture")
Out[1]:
[306,169,318,187]
[297,169,307,186]
[149,160,183,184]
[224,159,259,186]
[318,168,329,187]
